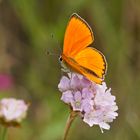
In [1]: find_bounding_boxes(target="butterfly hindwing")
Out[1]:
[74,47,107,83]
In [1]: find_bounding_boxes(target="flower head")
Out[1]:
[58,73,118,132]
[0,98,28,126]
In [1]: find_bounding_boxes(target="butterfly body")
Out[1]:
[61,13,107,84]
[60,53,84,74]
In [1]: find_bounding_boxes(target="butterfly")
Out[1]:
[59,13,107,84]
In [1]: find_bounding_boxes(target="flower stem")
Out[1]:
[63,111,78,140]
[1,127,7,140]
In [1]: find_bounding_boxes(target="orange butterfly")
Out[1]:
[59,13,107,84]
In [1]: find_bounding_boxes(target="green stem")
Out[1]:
[63,111,78,140]
[1,127,7,140]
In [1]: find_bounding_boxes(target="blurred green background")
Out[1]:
[0,0,140,140]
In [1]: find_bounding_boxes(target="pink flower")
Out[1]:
[58,73,118,132]
[59,74,94,112]
[0,74,13,90]
[0,98,28,126]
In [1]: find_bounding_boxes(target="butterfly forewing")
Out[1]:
[63,13,94,57]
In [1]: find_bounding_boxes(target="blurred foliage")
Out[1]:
[0,0,140,140]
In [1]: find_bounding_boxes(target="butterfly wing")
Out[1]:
[62,13,107,84]
[74,47,107,84]
[63,13,94,57]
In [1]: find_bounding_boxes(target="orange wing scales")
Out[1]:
[74,47,107,78]
[62,54,104,84]
[63,13,94,57]
[62,13,107,84]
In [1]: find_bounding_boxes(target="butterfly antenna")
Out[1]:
[46,52,59,56]
[45,48,59,56]
[51,33,62,52]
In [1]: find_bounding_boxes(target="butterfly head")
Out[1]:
[59,56,63,62]
[59,55,71,73]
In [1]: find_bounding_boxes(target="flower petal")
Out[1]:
[61,90,73,104]
[74,91,82,101]
[58,76,70,92]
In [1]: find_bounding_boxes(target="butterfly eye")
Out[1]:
[59,56,63,62]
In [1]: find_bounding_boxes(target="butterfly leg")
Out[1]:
[69,70,72,79]
[61,68,70,73]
